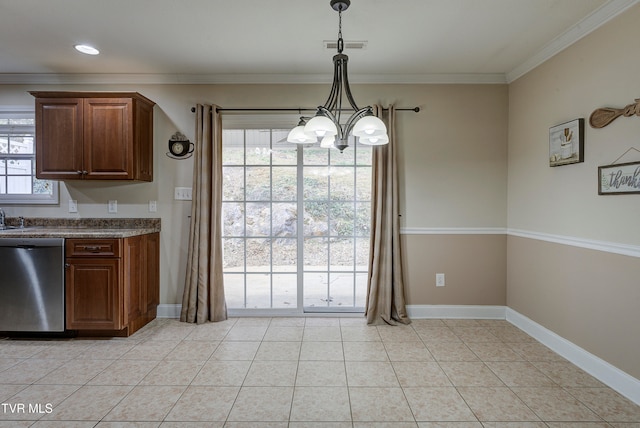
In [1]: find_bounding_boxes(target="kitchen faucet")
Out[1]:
[0,208,5,229]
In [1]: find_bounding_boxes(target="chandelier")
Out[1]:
[287,0,388,152]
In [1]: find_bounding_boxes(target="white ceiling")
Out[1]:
[0,0,637,85]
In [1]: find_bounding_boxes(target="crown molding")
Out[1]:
[506,0,640,83]
[351,74,507,84]
[0,72,507,86]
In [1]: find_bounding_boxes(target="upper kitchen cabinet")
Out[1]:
[31,92,155,181]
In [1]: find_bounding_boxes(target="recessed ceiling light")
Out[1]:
[74,44,100,55]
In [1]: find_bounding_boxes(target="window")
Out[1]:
[0,111,58,204]
[222,121,371,313]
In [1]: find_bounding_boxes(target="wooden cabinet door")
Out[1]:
[123,233,159,325]
[83,98,134,179]
[145,232,160,314]
[134,99,154,182]
[35,98,84,179]
[123,235,146,325]
[66,258,123,330]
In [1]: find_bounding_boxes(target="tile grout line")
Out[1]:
[158,327,218,424]
[417,322,482,425]
[224,318,265,425]
[99,326,180,424]
[388,324,420,424]
[340,318,355,426]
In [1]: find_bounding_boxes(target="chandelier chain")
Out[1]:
[337,8,343,53]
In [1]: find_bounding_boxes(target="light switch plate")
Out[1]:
[436,273,445,287]
[174,187,192,200]
[108,200,117,213]
[149,200,157,212]
[68,199,78,213]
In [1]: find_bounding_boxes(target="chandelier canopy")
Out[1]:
[287,0,388,152]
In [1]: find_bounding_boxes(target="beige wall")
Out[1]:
[0,83,508,307]
[507,4,640,378]
[403,234,506,306]
[508,236,640,379]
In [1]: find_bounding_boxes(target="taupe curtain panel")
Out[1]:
[181,104,228,323]
[365,104,411,325]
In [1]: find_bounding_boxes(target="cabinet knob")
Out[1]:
[65,263,70,268]
[76,170,83,175]
[82,170,88,175]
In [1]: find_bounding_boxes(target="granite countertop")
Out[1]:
[0,218,161,239]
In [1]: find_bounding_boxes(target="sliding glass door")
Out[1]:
[222,126,370,313]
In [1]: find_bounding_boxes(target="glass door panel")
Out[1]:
[302,144,370,313]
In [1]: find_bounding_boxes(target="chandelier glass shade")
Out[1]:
[359,134,389,145]
[286,0,388,151]
[287,117,318,144]
[305,115,338,138]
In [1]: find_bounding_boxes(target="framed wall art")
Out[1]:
[598,161,640,195]
[549,118,584,167]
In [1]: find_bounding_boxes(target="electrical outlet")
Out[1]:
[68,199,78,213]
[436,273,445,287]
[149,200,157,212]
[174,187,192,200]
[108,200,117,214]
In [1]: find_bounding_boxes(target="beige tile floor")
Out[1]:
[1,317,639,427]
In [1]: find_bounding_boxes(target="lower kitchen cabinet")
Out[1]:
[65,233,159,336]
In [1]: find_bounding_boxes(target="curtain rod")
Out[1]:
[190,106,420,113]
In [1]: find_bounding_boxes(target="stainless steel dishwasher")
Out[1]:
[0,237,65,332]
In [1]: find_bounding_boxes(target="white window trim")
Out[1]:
[0,108,59,205]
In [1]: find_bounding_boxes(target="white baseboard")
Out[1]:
[161,304,507,320]
[406,304,506,319]
[506,308,640,406]
[161,304,508,320]
[157,304,364,319]
[157,304,181,319]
